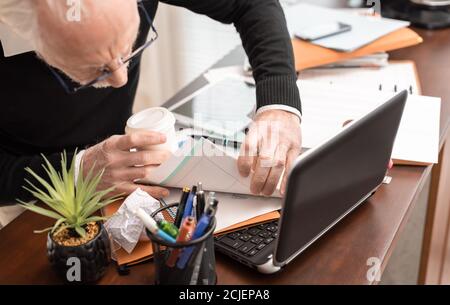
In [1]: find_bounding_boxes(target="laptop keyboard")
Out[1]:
[215,220,279,257]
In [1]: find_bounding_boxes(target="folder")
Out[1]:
[103,201,280,267]
[292,28,423,71]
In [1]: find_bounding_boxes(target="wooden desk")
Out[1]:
[0,27,449,285]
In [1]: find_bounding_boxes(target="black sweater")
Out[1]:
[0,0,301,204]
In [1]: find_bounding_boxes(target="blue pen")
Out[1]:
[177,199,218,269]
[182,186,197,220]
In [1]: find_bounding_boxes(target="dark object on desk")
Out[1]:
[191,135,241,150]
[47,223,111,283]
[382,0,450,29]
[196,182,206,218]
[215,91,408,274]
[174,187,190,227]
[148,203,217,285]
[294,22,352,41]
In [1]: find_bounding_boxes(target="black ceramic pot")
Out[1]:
[46,222,111,283]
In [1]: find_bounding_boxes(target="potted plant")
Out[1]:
[19,151,121,283]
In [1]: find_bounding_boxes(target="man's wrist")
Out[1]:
[256,105,302,123]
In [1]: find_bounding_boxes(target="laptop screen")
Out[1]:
[275,91,407,265]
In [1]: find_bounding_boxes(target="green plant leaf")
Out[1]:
[40,154,65,195]
[22,184,71,218]
[19,203,64,220]
[21,149,118,236]
[50,217,67,234]
[79,216,108,226]
[53,224,71,237]
[74,225,86,238]
[34,227,53,234]
[24,168,61,202]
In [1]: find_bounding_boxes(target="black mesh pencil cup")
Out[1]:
[147,203,217,285]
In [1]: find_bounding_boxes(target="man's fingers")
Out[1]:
[111,166,150,182]
[281,148,300,195]
[261,144,289,196]
[250,155,272,195]
[123,150,172,166]
[251,129,278,195]
[115,132,167,151]
[237,126,258,177]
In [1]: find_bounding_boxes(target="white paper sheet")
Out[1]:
[163,189,282,232]
[140,137,282,197]
[284,3,410,51]
[299,81,441,165]
[299,62,420,95]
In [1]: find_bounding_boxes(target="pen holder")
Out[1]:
[147,203,217,285]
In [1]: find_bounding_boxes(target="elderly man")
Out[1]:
[0,0,302,216]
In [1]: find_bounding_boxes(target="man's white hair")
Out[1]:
[1,0,139,87]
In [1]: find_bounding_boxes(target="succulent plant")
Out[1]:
[18,151,121,238]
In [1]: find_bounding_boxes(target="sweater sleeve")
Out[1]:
[0,150,74,205]
[160,0,301,113]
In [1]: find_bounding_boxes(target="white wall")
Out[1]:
[133,3,240,113]
[133,0,350,113]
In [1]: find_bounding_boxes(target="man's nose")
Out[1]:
[107,65,128,88]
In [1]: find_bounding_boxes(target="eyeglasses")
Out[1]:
[48,1,158,94]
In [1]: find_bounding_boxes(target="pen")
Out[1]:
[196,182,205,219]
[207,192,216,209]
[159,198,176,219]
[177,199,219,269]
[157,219,179,239]
[174,187,190,227]
[166,216,196,267]
[192,196,197,221]
[135,208,176,244]
[191,135,241,150]
[182,186,197,220]
[189,241,206,285]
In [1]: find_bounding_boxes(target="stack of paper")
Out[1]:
[318,52,389,68]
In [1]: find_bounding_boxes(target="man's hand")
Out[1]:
[82,131,171,198]
[237,109,302,196]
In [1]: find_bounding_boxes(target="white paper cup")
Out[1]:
[125,107,178,153]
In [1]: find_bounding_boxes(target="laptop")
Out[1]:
[215,90,408,274]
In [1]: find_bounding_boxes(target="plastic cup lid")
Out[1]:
[127,107,176,132]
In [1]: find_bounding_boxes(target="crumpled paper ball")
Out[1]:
[104,188,163,254]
